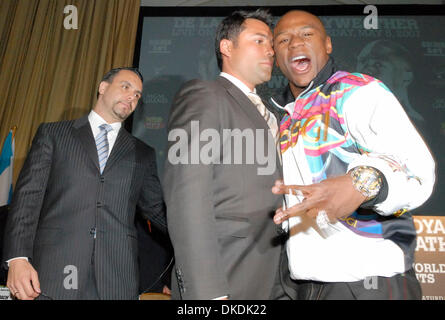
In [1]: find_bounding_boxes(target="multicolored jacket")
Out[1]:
[270,58,435,282]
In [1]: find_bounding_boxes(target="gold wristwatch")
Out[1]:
[348,166,383,201]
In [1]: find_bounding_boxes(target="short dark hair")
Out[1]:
[97,67,143,98]
[214,9,273,71]
[101,67,144,84]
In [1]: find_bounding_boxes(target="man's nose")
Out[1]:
[266,42,274,57]
[289,35,305,48]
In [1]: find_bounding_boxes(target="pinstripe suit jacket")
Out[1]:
[3,116,166,299]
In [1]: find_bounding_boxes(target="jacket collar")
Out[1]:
[270,56,338,109]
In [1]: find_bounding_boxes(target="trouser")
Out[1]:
[293,269,422,300]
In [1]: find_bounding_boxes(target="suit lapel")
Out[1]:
[217,76,282,166]
[216,76,269,132]
[73,116,100,171]
[103,127,134,173]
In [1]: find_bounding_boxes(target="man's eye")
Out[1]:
[279,38,289,44]
[303,32,313,37]
[255,39,263,44]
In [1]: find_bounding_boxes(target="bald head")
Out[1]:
[273,10,332,97]
[275,10,328,39]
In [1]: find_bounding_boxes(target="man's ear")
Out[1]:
[220,39,233,58]
[98,81,109,96]
[325,36,333,55]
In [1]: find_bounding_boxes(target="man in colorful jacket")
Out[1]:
[270,10,435,299]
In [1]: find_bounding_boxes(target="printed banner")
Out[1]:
[413,216,445,300]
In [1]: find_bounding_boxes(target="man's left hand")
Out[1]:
[271,175,367,224]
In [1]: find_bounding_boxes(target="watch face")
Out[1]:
[350,166,383,200]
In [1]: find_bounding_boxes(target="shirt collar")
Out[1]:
[220,72,257,96]
[88,110,122,134]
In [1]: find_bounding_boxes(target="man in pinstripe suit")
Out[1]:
[2,67,167,300]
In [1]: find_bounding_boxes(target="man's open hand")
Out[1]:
[271,175,367,224]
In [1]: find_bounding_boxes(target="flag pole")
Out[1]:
[10,125,17,139]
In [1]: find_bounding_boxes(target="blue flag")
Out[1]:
[0,130,14,207]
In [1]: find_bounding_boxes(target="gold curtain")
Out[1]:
[0,0,140,184]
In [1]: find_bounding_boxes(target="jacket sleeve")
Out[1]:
[343,81,435,215]
[137,145,167,234]
[162,80,230,299]
[3,124,53,262]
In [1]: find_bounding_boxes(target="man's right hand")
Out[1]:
[7,259,41,300]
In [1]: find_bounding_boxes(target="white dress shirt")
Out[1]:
[88,110,122,156]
